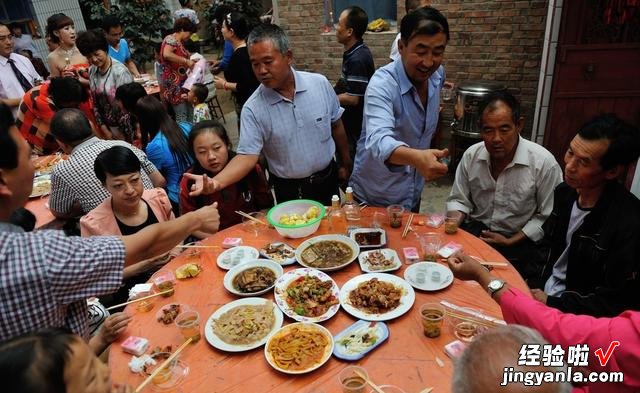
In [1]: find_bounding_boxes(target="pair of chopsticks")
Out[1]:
[235,210,269,225]
[354,370,431,393]
[135,337,193,392]
[176,244,219,249]
[401,213,415,238]
[106,289,174,311]
[358,201,368,211]
[445,310,501,329]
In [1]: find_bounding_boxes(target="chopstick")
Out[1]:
[106,289,174,310]
[176,244,220,249]
[444,310,501,328]
[354,370,385,393]
[479,261,508,267]
[419,388,434,393]
[401,213,414,239]
[135,337,193,392]
[234,210,268,225]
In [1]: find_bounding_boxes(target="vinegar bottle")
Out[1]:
[328,195,348,235]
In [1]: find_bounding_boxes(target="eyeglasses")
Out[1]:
[0,34,14,42]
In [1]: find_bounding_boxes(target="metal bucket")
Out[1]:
[451,81,506,138]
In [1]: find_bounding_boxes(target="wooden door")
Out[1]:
[544,0,640,162]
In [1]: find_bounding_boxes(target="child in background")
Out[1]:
[189,83,211,123]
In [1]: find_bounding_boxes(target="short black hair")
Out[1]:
[190,83,208,104]
[102,14,121,31]
[0,103,18,170]
[173,17,197,34]
[0,328,75,393]
[577,114,640,170]
[48,77,89,108]
[344,6,368,40]
[94,145,141,183]
[50,108,93,144]
[46,13,74,44]
[477,90,521,127]
[400,6,449,44]
[115,82,148,114]
[76,28,109,57]
[225,12,252,40]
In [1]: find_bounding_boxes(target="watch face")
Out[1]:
[489,280,503,291]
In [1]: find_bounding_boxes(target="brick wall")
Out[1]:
[276,0,548,136]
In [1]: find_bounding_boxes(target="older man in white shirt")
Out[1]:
[447,91,562,281]
[0,23,40,117]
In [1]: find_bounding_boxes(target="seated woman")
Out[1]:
[180,120,272,238]
[136,95,193,215]
[0,328,131,393]
[80,145,176,306]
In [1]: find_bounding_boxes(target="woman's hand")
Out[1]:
[213,75,227,90]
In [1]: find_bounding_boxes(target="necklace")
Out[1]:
[60,45,76,65]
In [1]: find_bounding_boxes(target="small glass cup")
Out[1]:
[444,211,462,234]
[175,310,201,343]
[420,303,445,338]
[338,366,368,393]
[386,205,405,229]
[441,84,454,102]
[371,212,385,229]
[370,386,406,393]
[418,232,442,261]
[242,211,267,237]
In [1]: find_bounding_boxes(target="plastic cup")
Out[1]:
[386,205,405,229]
[418,232,442,261]
[175,310,201,343]
[441,84,454,102]
[338,366,368,393]
[371,212,385,229]
[420,303,445,338]
[369,386,406,393]
[242,211,266,237]
[444,211,462,234]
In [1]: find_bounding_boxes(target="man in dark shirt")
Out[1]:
[334,6,375,162]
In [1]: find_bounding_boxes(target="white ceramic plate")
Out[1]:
[403,262,454,291]
[223,259,283,296]
[30,175,51,198]
[264,322,333,374]
[340,273,415,322]
[259,242,297,266]
[358,249,402,273]
[216,246,260,270]
[205,298,283,352]
[273,268,340,323]
[350,228,387,249]
[295,234,359,271]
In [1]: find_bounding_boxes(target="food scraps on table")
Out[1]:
[175,263,202,279]
[157,304,181,325]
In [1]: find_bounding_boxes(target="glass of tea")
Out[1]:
[338,366,368,393]
[420,303,445,338]
[175,310,201,343]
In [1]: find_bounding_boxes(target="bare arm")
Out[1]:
[148,170,167,188]
[213,154,259,190]
[337,93,360,107]
[47,55,61,77]
[162,45,193,68]
[121,203,219,265]
[0,98,21,107]
[125,59,140,78]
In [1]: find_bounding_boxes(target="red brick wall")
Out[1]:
[276,0,548,136]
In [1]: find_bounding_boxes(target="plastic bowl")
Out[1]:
[267,199,326,239]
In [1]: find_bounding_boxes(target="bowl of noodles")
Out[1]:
[264,322,333,374]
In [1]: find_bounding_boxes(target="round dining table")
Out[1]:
[109,208,529,393]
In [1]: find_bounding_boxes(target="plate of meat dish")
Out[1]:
[264,322,333,374]
[339,273,415,322]
[274,268,340,323]
[350,228,386,249]
[205,298,283,352]
[223,259,283,296]
[260,242,296,266]
[295,234,359,272]
[358,249,402,273]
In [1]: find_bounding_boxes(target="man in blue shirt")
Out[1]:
[349,7,450,211]
[102,14,140,78]
[334,6,375,162]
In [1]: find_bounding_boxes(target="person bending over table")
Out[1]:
[448,253,640,393]
[186,24,351,205]
[348,7,450,212]
[0,102,219,354]
[81,146,177,306]
[0,328,132,393]
[180,120,272,237]
[114,82,148,147]
[446,91,562,282]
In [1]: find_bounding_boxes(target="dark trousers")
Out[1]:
[270,160,339,206]
[461,219,546,285]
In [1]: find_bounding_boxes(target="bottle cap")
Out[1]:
[346,187,353,193]
[331,195,339,201]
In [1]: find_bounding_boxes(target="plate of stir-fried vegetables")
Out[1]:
[274,268,340,323]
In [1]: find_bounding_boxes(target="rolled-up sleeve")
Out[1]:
[521,158,563,241]
[446,151,474,214]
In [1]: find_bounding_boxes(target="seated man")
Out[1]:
[48,108,165,218]
[446,91,562,281]
[16,77,96,155]
[0,102,219,354]
[533,114,640,317]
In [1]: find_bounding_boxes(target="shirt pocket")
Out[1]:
[311,110,332,143]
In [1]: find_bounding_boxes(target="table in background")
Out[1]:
[25,155,64,229]
[109,208,529,393]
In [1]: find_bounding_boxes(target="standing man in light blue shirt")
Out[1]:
[102,15,140,78]
[185,24,351,205]
[350,7,450,211]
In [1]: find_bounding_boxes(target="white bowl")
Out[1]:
[267,199,326,239]
[223,259,283,296]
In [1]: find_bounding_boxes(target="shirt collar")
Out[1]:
[263,67,306,105]
[71,136,100,154]
[344,40,365,57]
[0,222,25,233]
[0,53,14,66]
[393,59,444,97]
[478,136,530,166]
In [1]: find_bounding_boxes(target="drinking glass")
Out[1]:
[338,366,368,393]
[420,303,445,338]
[242,212,266,237]
[175,310,201,343]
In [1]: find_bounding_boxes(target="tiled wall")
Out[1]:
[29,0,86,66]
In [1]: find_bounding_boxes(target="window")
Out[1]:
[0,1,40,37]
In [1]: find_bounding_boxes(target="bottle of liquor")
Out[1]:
[328,195,347,235]
[343,187,361,230]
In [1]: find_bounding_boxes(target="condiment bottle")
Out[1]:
[328,194,348,235]
[343,187,361,230]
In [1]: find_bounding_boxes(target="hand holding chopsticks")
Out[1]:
[135,337,193,392]
[106,289,174,311]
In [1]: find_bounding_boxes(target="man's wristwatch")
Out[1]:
[487,279,505,297]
